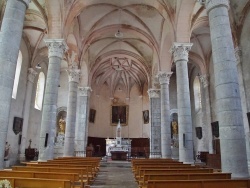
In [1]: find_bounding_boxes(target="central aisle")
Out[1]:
[91,160,137,188]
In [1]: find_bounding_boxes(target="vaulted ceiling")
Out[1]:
[0,0,249,97]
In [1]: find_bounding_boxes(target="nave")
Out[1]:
[91,160,137,188]
[1,157,250,188]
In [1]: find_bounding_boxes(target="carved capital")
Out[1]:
[234,47,242,66]
[17,0,31,8]
[148,89,160,99]
[27,68,37,83]
[44,39,68,59]
[206,0,229,13]
[199,74,209,88]
[67,63,81,83]
[170,43,192,62]
[78,87,92,97]
[157,71,172,85]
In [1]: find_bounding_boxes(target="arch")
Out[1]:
[34,72,45,110]
[12,51,23,99]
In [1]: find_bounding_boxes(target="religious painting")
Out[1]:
[89,109,96,123]
[13,117,23,135]
[142,110,149,124]
[111,105,128,125]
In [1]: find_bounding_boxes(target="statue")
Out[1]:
[4,142,10,161]
[58,117,66,134]
[172,121,178,135]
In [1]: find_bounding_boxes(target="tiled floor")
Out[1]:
[91,160,137,188]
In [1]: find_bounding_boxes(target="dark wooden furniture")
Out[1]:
[25,148,36,161]
[111,151,127,160]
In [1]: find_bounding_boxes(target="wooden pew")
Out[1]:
[44,160,100,172]
[139,173,231,188]
[0,177,71,188]
[25,163,96,179]
[146,179,250,188]
[0,170,79,188]
[137,168,214,182]
[11,166,89,187]
[134,164,201,177]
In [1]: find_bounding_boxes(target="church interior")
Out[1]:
[1,0,250,187]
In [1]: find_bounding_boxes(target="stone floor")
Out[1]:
[90,160,137,188]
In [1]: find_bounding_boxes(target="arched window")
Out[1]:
[12,51,23,99]
[34,72,45,110]
[193,76,202,112]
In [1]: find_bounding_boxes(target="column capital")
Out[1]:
[78,87,92,97]
[205,0,229,13]
[148,89,160,98]
[67,63,81,83]
[235,47,242,66]
[17,0,31,8]
[199,74,209,88]
[170,43,193,62]
[27,68,37,83]
[157,71,172,85]
[44,39,68,59]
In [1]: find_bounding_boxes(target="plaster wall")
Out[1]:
[88,83,150,139]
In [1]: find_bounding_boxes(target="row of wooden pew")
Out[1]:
[0,157,101,188]
[131,158,250,188]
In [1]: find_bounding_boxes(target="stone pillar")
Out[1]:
[0,0,31,169]
[170,43,194,163]
[38,39,67,161]
[75,87,92,157]
[157,72,172,158]
[63,65,81,157]
[148,89,161,158]
[235,47,250,167]
[19,68,37,161]
[205,0,249,177]
[199,74,213,153]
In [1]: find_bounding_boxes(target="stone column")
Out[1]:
[157,72,172,158]
[63,65,81,157]
[38,39,67,161]
[199,74,213,153]
[0,0,31,169]
[75,87,92,157]
[19,68,37,161]
[205,0,249,177]
[148,89,161,158]
[235,47,250,167]
[170,43,194,163]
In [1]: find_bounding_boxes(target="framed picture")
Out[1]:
[142,110,149,124]
[89,109,96,123]
[13,117,23,135]
[111,105,129,125]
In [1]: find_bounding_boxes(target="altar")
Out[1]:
[105,120,131,160]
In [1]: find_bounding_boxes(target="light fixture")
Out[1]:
[35,63,41,69]
[115,8,123,39]
[115,30,123,38]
